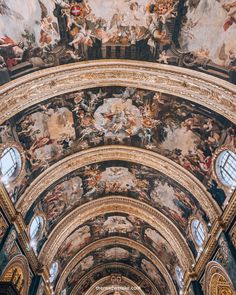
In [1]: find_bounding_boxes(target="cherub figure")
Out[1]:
[222,0,236,31]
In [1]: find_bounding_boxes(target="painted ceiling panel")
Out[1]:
[0,87,234,205]
[68,263,158,295]
[0,1,235,294]
[60,244,170,295]
[49,213,180,283]
[27,161,209,258]
[1,0,236,81]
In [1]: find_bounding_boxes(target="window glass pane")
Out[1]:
[191,219,205,246]
[216,150,236,187]
[50,262,58,282]
[176,266,184,288]
[0,147,21,182]
[30,216,43,241]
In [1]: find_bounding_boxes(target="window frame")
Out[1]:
[0,147,22,182]
[215,150,236,187]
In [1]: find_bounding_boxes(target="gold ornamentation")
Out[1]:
[71,263,159,295]
[38,196,194,269]
[204,261,235,295]
[230,224,236,249]
[55,237,177,295]
[0,255,31,295]
[0,61,235,124]
[16,146,221,221]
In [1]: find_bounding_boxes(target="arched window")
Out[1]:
[216,150,236,187]
[61,289,67,295]
[49,262,58,283]
[30,216,44,242]
[191,219,205,247]
[0,147,21,183]
[175,266,184,289]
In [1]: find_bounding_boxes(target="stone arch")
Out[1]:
[0,254,30,295]
[204,261,235,295]
[17,146,220,221]
[55,236,177,295]
[39,196,194,270]
[70,263,159,295]
[0,61,235,124]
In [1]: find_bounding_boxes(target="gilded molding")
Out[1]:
[38,196,194,269]
[55,236,177,295]
[222,190,236,228]
[16,146,221,221]
[0,184,16,221]
[203,261,235,295]
[0,254,31,295]
[70,263,159,295]
[181,189,236,294]
[0,60,235,124]
[0,185,39,272]
[183,219,223,294]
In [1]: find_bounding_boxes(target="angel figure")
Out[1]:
[0,35,24,68]
[40,16,59,48]
[222,0,236,31]
[157,50,171,63]
[159,1,178,24]
[69,25,93,49]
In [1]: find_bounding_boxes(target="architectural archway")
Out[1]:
[204,262,236,295]
[0,255,30,295]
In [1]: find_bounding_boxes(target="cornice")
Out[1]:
[38,196,195,269]
[55,236,177,295]
[0,185,16,222]
[0,60,235,124]
[70,263,159,295]
[16,146,221,222]
[222,190,236,228]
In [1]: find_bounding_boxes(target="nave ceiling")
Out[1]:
[0,60,235,295]
[0,1,236,292]
[1,0,236,83]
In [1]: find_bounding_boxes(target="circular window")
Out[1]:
[191,219,205,247]
[175,266,184,289]
[216,150,236,187]
[49,262,58,283]
[0,147,21,183]
[30,216,44,241]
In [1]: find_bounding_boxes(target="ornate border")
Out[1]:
[0,60,235,124]
[0,254,30,295]
[203,261,235,295]
[55,236,177,295]
[70,263,159,295]
[39,196,194,269]
[16,146,221,221]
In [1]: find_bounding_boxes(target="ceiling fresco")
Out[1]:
[68,263,158,295]
[28,161,209,257]
[44,213,180,283]
[0,2,236,294]
[1,0,236,81]
[59,244,170,295]
[1,87,234,206]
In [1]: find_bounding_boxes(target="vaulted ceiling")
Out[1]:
[0,1,236,295]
